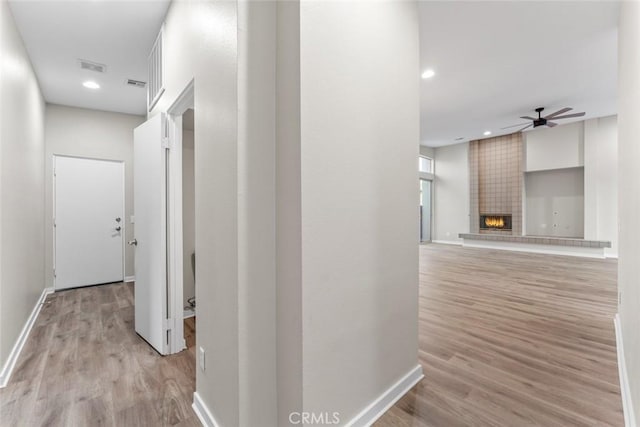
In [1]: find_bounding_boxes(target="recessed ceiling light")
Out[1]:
[483,131,492,136]
[82,81,100,89]
[421,69,436,79]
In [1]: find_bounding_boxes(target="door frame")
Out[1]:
[165,79,195,353]
[52,154,126,290]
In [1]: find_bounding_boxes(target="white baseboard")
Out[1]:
[605,254,619,259]
[192,392,221,427]
[432,240,463,246]
[190,366,423,427]
[124,275,135,283]
[615,314,637,427]
[184,309,195,319]
[0,286,54,388]
[346,364,423,427]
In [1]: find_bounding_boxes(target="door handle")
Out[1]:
[115,226,122,231]
[128,239,138,246]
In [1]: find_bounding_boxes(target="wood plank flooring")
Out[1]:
[1,245,623,426]
[0,282,198,427]
[376,244,623,427]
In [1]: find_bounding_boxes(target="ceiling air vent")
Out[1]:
[79,59,106,73]
[126,79,147,89]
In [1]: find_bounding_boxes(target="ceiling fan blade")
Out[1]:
[518,124,533,132]
[547,121,558,127]
[550,112,586,120]
[544,107,572,119]
[501,122,530,129]
[520,116,536,120]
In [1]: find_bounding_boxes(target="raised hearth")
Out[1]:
[459,233,610,248]
[458,233,611,259]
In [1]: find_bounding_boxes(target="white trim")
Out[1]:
[345,364,423,427]
[124,275,135,283]
[605,254,619,259]
[0,287,54,388]
[184,309,195,319]
[432,239,463,246]
[192,392,221,427]
[165,79,194,355]
[462,239,606,259]
[615,314,637,427]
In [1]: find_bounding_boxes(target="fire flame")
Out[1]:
[484,216,505,228]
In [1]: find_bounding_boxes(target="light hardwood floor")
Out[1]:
[376,244,623,427]
[1,245,623,426]
[0,282,198,427]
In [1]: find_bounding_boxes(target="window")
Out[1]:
[148,28,165,111]
[419,156,433,174]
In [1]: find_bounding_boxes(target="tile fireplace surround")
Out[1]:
[469,133,523,235]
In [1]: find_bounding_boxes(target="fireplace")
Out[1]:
[480,214,512,231]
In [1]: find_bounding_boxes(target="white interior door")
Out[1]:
[54,156,124,289]
[133,113,168,354]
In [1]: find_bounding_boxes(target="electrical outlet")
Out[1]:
[199,346,205,372]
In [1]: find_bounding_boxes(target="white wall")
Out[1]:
[275,1,301,424]
[44,104,144,286]
[525,119,618,249]
[237,2,278,423]
[154,4,420,426]
[296,2,420,422]
[525,122,584,172]
[618,2,640,425]
[182,129,195,309]
[525,168,584,238]
[584,116,618,256]
[433,142,469,242]
[0,0,46,374]
[150,0,279,425]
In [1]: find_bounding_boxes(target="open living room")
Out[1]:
[388,1,638,426]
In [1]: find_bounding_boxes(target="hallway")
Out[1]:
[0,283,197,426]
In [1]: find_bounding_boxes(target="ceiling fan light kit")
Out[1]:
[502,107,586,132]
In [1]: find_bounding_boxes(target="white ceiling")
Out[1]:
[8,0,170,116]
[419,1,619,147]
[7,1,618,126]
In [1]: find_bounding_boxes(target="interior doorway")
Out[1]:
[420,179,432,242]
[181,108,196,356]
[164,80,195,359]
[129,80,195,357]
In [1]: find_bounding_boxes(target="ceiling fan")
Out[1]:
[502,107,586,132]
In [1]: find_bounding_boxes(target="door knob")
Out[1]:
[115,226,121,231]
[128,239,138,246]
